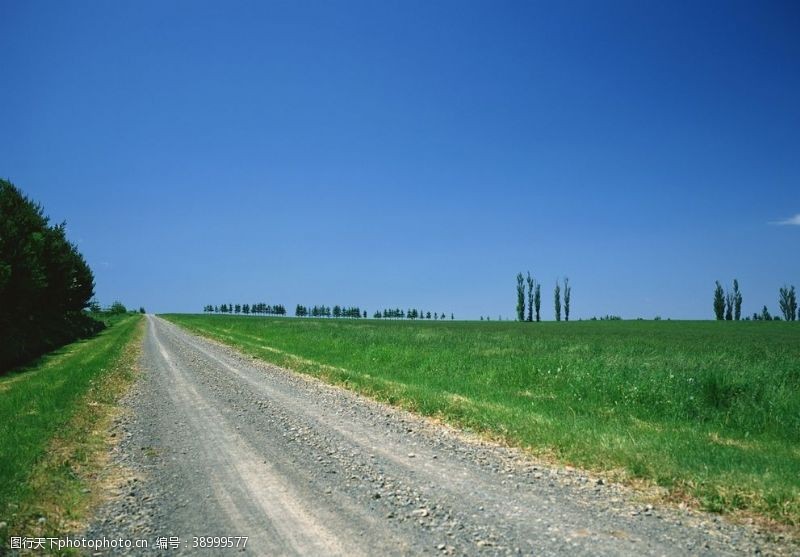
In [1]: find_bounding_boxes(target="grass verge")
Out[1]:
[0,314,143,551]
[162,314,800,530]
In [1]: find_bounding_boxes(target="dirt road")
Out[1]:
[86,316,785,555]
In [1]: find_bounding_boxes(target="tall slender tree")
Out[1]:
[526,272,534,322]
[516,272,525,321]
[534,283,541,322]
[725,293,733,321]
[564,277,571,322]
[554,281,561,322]
[713,281,725,320]
[733,279,742,321]
[779,285,797,321]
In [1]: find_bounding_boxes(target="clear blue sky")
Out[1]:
[1,1,798,319]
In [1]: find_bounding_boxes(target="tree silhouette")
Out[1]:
[713,281,725,320]
[564,277,571,322]
[526,272,534,322]
[516,272,525,321]
[733,279,742,321]
[725,293,733,321]
[779,285,797,321]
[1,180,103,372]
[554,281,561,322]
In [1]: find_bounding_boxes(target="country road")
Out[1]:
[86,316,786,555]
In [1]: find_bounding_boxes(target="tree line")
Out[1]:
[516,272,569,321]
[1,180,103,373]
[203,303,288,315]
[714,280,798,321]
[373,308,453,320]
[202,303,456,320]
[295,305,365,318]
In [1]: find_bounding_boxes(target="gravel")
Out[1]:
[84,316,794,555]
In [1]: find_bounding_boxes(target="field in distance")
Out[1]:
[163,314,800,527]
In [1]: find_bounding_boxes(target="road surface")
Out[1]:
[86,316,786,555]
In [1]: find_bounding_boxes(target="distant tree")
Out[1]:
[480,316,484,321]
[534,283,541,322]
[733,279,742,321]
[434,312,438,320]
[526,272,534,322]
[363,310,367,318]
[450,313,454,320]
[762,305,772,321]
[110,301,127,314]
[725,293,733,321]
[235,304,241,314]
[139,307,145,314]
[713,281,725,320]
[516,272,525,321]
[778,285,797,321]
[554,281,561,322]
[89,300,101,313]
[426,311,432,319]
[564,277,571,322]
[333,305,341,318]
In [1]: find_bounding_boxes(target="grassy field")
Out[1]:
[163,314,800,526]
[0,313,143,548]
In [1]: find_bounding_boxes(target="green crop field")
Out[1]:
[0,314,142,547]
[163,314,800,525]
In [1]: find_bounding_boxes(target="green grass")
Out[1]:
[163,314,800,526]
[0,314,142,548]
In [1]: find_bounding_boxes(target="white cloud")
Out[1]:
[772,214,800,226]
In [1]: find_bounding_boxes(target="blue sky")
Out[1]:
[1,0,798,319]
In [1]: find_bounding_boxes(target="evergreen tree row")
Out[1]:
[203,303,287,316]
[295,305,366,318]
[372,308,453,320]
[1,180,103,373]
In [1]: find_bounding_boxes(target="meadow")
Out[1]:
[0,313,142,547]
[164,314,800,526]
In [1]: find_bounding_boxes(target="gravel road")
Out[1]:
[86,316,790,555]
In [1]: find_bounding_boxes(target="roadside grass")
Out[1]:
[163,314,800,528]
[0,314,143,550]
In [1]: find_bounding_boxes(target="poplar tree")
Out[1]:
[526,272,534,322]
[516,272,525,321]
[554,281,561,322]
[779,285,797,321]
[713,281,725,320]
[733,279,742,321]
[534,284,541,322]
[725,293,733,321]
[564,277,571,322]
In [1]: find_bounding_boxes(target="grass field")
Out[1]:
[164,314,800,526]
[0,313,143,548]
